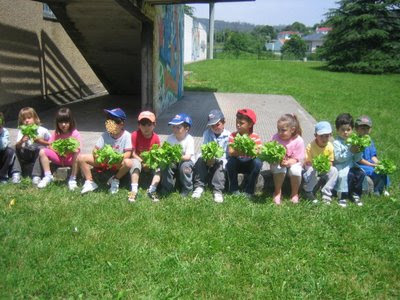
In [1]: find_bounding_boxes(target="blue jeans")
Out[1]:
[226,157,262,195]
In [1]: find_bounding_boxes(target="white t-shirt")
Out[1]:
[166,133,195,163]
[16,125,50,149]
[95,130,132,154]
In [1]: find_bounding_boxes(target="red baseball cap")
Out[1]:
[237,108,256,124]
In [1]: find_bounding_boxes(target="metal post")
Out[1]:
[208,2,214,59]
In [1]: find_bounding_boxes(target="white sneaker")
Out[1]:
[11,173,21,184]
[192,187,204,199]
[38,176,53,188]
[383,190,390,197]
[213,192,224,203]
[108,177,120,194]
[68,180,78,191]
[32,176,41,186]
[81,180,98,194]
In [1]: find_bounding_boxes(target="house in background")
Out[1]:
[265,31,300,53]
[184,14,207,64]
[302,27,332,53]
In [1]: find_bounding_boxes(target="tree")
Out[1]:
[281,35,307,59]
[321,0,400,74]
[184,5,195,17]
[283,22,310,35]
[251,25,277,42]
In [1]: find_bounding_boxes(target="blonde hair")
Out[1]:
[278,114,302,137]
[18,107,40,126]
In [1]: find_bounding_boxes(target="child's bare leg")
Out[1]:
[115,158,131,180]
[70,152,79,178]
[273,172,285,204]
[78,154,96,181]
[289,175,301,203]
[39,148,51,174]
[151,171,161,187]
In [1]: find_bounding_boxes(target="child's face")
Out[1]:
[23,116,35,125]
[337,124,352,140]
[236,118,253,135]
[210,120,225,135]
[315,133,331,147]
[105,118,124,135]
[355,125,371,136]
[277,121,294,140]
[58,121,70,134]
[172,124,189,140]
[138,119,155,137]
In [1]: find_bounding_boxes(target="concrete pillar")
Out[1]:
[208,2,214,59]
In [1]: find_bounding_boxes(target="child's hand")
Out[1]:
[350,145,361,153]
[21,135,29,143]
[280,159,290,167]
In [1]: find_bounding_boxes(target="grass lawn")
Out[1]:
[1,60,400,298]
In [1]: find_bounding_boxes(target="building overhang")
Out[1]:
[145,0,254,4]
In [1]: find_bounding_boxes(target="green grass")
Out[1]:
[185,59,400,177]
[1,60,400,298]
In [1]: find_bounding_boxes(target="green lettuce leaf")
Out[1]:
[258,141,286,163]
[375,159,397,175]
[19,124,39,139]
[231,134,257,157]
[312,154,331,174]
[52,138,80,157]
[201,141,224,161]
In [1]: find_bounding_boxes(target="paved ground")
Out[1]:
[6,91,316,154]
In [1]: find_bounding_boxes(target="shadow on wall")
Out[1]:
[0,23,102,120]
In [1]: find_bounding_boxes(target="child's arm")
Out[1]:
[34,137,51,146]
[359,158,378,167]
[123,150,132,159]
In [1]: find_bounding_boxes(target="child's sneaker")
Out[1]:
[128,191,138,202]
[0,179,8,184]
[352,194,363,206]
[213,192,224,203]
[81,180,98,194]
[11,173,21,184]
[68,180,78,191]
[338,199,347,207]
[38,176,53,188]
[32,176,41,186]
[322,194,332,205]
[304,191,317,203]
[147,190,159,203]
[383,190,390,197]
[108,177,120,194]
[192,187,204,199]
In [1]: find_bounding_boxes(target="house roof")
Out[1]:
[302,32,327,42]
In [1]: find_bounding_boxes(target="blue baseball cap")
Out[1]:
[104,108,126,120]
[207,109,224,126]
[315,121,332,135]
[168,113,192,127]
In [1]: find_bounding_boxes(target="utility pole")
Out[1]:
[208,2,215,59]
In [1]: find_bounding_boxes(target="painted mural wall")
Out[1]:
[184,14,207,64]
[154,5,184,114]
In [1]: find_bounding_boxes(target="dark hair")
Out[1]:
[236,112,252,124]
[335,113,353,130]
[55,107,76,134]
[182,123,190,130]
[278,114,302,137]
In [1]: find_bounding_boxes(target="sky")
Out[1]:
[189,0,338,27]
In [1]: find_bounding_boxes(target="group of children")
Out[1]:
[0,106,390,206]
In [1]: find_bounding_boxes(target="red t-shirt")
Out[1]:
[131,130,160,156]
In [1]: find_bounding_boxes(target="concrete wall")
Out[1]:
[0,0,105,119]
[184,14,207,64]
[153,5,184,115]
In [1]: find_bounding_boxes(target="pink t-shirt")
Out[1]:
[50,129,82,151]
[271,134,305,162]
